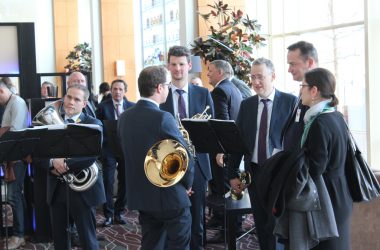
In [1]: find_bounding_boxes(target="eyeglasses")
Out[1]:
[161,83,171,87]
[250,75,266,81]
[299,84,309,88]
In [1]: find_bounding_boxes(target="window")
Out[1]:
[247,0,366,155]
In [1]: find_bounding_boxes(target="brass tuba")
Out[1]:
[144,106,212,187]
[32,99,99,192]
[144,139,189,187]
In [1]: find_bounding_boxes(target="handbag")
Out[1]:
[345,128,380,202]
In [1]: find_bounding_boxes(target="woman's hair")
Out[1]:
[304,68,339,107]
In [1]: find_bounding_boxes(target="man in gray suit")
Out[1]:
[229,58,297,250]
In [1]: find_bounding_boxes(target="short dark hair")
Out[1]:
[111,79,127,92]
[304,68,338,107]
[167,46,191,63]
[138,66,168,97]
[287,41,318,64]
[99,82,110,94]
[67,83,90,101]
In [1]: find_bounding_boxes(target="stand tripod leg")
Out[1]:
[65,181,71,250]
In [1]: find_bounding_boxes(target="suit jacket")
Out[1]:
[96,97,135,151]
[46,112,106,207]
[211,78,242,121]
[118,100,194,211]
[160,84,214,181]
[231,76,252,100]
[282,98,309,151]
[229,89,297,175]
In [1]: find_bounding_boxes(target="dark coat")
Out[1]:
[118,100,194,211]
[46,112,106,207]
[211,78,242,121]
[229,89,298,175]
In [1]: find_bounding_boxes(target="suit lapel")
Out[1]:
[249,96,259,152]
[188,84,195,117]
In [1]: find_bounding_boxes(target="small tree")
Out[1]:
[191,1,265,83]
[64,42,92,73]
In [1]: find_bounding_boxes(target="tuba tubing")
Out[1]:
[33,99,99,192]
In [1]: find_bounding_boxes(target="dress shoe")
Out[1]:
[7,236,26,250]
[71,233,82,247]
[102,217,113,227]
[207,230,225,244]
[114,215,127,225]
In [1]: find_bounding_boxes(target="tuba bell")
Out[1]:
[144,139,189,187]
[32,99,99,192]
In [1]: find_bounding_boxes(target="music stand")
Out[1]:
[181,119,249,248]
[0,124,102,250]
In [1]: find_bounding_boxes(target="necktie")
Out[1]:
[115,103,121,119]
[258,99,268,166]
[176,89,187,119]
[65,118,75,124]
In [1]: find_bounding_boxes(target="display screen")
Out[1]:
[0,25,19,74]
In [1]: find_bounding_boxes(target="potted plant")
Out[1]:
[64,42,92,73]
[191,1,265,83]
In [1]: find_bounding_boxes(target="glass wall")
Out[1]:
[247,0,366,155]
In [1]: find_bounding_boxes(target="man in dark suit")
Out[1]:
[229,58,297,250]
[96,79,134,227]
[206,59,243,234]
[160,46,214,249]
[118,65,194,250]
[282,41,318,151]
[46,84,106,250]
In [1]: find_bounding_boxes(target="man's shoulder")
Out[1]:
[81,113,102,126]
[275,89,297,101]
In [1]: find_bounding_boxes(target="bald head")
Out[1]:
[67,72,87,88]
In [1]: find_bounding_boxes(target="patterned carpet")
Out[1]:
[1,206,260,250]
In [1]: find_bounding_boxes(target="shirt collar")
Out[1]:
[140,97,159,107]
[171,83,189,94]
[65,113,81,123]
[258,88,275,102]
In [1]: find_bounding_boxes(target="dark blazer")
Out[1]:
[96,97,135,121]
[282,98,309,151]
[96,97,135,149]
[160,84,214,180]
[229,89,298,174]
[211,78,243,121]
[118,100,194,211]
[46,112,106,207]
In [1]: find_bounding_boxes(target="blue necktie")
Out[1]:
[258,99,268,166]
[176,89,187,119]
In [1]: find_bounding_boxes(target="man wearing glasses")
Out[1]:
[229,58,297,250]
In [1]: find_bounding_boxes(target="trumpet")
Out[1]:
[191,105,212,119]
[231,171,251,200]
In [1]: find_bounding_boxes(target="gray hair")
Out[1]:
[210,60,233,78]
[252,57,275,73]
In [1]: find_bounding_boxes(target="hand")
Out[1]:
[187,187,194,197]
[230,178,245,194]
[216,153,224,167]
[52,158,69,175]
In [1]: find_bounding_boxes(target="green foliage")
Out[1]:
[191,1,265,83]
[64,42,92,72]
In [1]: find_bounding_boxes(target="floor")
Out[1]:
[1,205,260,249]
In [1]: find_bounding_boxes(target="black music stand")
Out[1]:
[0,124,102,250]
[181,119,250,249]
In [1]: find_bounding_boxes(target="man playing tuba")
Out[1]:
[118,66,194,250]
[46,84,105,250]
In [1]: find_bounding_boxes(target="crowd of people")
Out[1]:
[0,40,354,250]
